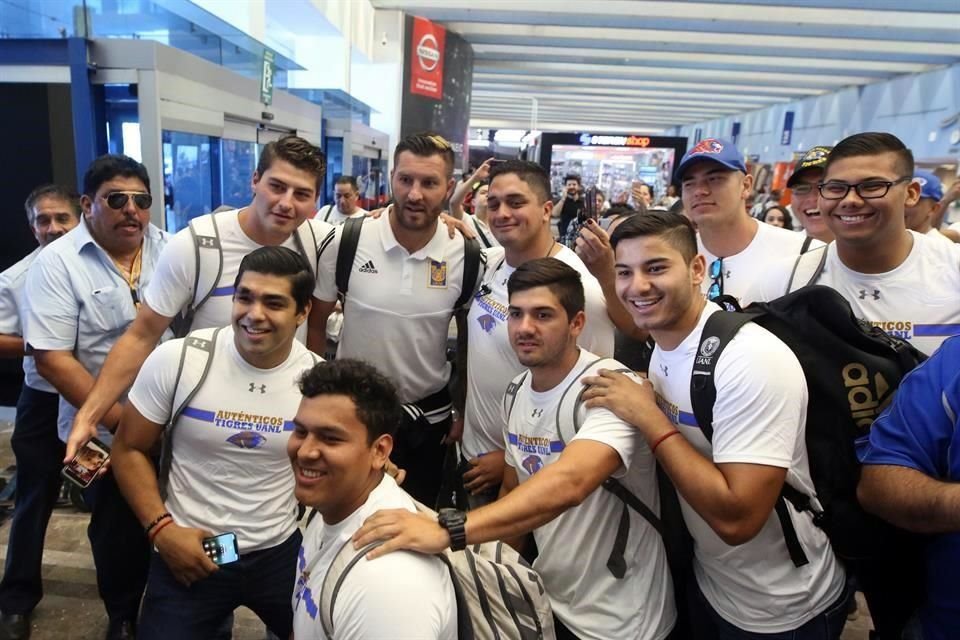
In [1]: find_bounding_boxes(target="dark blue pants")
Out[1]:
[138,530,302,640]
[84,465,151,622]
[0,386,63,615]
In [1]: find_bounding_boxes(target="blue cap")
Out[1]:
[914,170,943,201]
[675,138,747,180]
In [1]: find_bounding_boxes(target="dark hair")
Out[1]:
[298,359,402,442]
[233,246,315,313]
[489,160,552,204]
[82,154,151,198]
[563,173,582,186]
[763,205,794,231]
[256,135,326,193]
[507,257,585,320]
[610,210,698,264]
[334,175,359,192]
[24,184,80,223]
[393,132,455,178]
[825,132,914,178]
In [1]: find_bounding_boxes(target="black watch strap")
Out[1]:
[438,508,468,552]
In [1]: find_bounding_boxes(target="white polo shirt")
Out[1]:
[316,204,367,226]
[315,213,481,407]
[699,221,822,306]
[462,245,616,460]
[144,209,332,340]
[0,248,55,393]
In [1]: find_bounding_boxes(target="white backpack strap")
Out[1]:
[158,326,221,500]
[786,244,828,294]
[555,356,615,444]
[319,537,384,639]
[184,214,225,331]
[502,370,529,424]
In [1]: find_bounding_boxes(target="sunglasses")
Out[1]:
[708,258,724,301]
[101,192,153,210]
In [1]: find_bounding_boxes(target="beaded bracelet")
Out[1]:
[144,512,172,535]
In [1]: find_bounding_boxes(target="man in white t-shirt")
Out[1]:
[678,138,822,306]
[313,133,482,507]
[289,358,456,640]
[583,211,847,638]
[315,175,368,225]
[70,136,332,465]
[807,132,960,355]
[111,247,319,640]
[905,170,953,246]
[461,160,633,508]
[353,258,675,640]
[0,185,80,640]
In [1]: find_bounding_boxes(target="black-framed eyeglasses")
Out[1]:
[708,258,723,300]
[817,177,911,201]
[102,192,153,210]
[790,184,817,196]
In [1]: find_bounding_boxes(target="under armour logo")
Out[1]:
[248,383,266,394]
[531,409,544,418]
[660,364,669,377]
[198,236,216,248]
[187,338,210,349]
[858,289,880,301]
[725,270,732,279]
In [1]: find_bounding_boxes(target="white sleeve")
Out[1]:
[710,329,807,468]
[332,552,456,640]
[24,252,79,351]
[0,267,22,336]
[314,225,341,302]
[141,229,197,318]
[571,391,641,478]
[126,340,184,425]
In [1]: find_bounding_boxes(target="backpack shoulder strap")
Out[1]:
[799,234,814,254]
[320,204,334,223]
[558,357,617,442]
[186,213,225,317]
[455,236,483,311]
[689,311,753,442]
[502,370,529,424]
[319,536,384,639]
[292,220,319,281]
[472,217,493,249]
[158,326,222,499]
[336,216,364,300]
[786,244,827,294]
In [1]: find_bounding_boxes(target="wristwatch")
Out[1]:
[438,508,468,551]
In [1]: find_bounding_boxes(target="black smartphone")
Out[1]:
[202,532,240,565]
[581,186,598,222]
[61,437,110,488]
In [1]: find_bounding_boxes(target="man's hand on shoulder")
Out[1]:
[153,523,219,586]
[352,509,451,560]
[582,370,673,442]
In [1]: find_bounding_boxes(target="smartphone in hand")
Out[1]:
[61,437,110,488]
[202,532,240,565]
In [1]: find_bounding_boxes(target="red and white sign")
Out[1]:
[409,16,445,100]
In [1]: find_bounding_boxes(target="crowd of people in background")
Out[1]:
[0,129,957,640]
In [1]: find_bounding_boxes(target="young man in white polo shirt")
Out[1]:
[289,358,457,640]
[806,132,960,356]
[70,136,332,460]
[352,258,675,640]
[313,133,483,506]
[679,138,822,306]
[460,160,628,507]
[111,247,318,640]
[584,211,847,638]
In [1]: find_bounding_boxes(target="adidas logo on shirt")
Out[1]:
[358,260,378,274]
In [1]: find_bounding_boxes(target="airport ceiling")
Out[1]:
[370,0,960,133]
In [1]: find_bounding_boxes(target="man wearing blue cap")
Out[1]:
[905,170,953,245]
[676,138,821,306]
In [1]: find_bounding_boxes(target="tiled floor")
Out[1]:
[0,407,876,639]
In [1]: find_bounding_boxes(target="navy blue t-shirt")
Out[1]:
[858,336,960,639]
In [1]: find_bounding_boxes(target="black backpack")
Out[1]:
[691,285,928,638]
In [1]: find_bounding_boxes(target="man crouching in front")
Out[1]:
[288,359,457,639]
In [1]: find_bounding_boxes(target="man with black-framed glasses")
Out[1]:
[23,155,170,638]
[796,131,960,355]
[677,139,822,307]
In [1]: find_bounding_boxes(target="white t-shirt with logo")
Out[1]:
[813,231,960,356]
[504,349,676,640]
[315,214,481,408]
[128,327,317,552]
[316,204,367,226]
[292,474,457,640]
[699,221,822,306]
[144,209,332,341]
[649,303,844,633]
[462,246,616,460]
